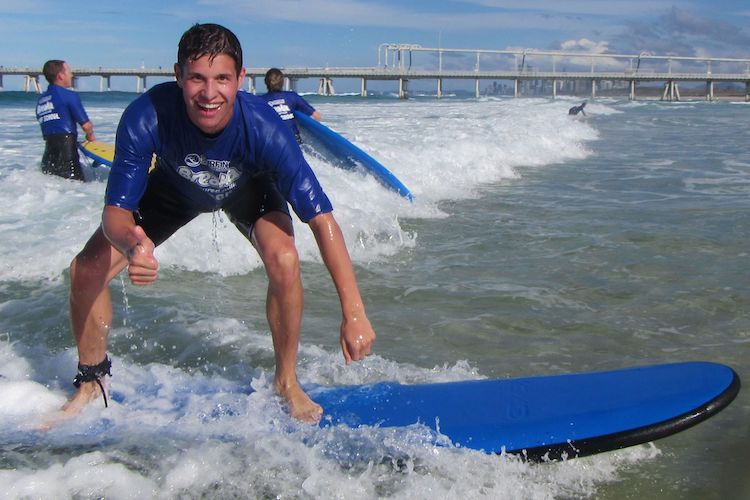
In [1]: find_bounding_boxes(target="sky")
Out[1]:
[2,0,750,91]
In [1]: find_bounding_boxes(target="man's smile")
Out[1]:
[198,102,221,110]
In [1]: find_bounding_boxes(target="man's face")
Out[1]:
[175,54,246,135]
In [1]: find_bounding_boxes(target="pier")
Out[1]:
[3,45,750,101]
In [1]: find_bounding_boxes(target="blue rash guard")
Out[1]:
[36,84,90,137]
[105,82,332,223]
[261,91,316,137]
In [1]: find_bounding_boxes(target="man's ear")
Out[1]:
[174,63,183,88]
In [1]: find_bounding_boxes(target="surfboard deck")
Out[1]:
[78,140,115,167]
[78,141,157,170]
[309,361,740,461]
[294,112,414,201]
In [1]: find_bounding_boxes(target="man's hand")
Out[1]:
[340,314,376,364]
[81,120,96,142]
[125,225,158,285]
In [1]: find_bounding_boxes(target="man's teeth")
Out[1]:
[199,103,221,110]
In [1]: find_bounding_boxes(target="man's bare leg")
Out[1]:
[60,228,127,418]
[253,212,323,423]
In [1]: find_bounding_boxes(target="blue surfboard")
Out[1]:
[310,361,740,461]
[294,112,414,201]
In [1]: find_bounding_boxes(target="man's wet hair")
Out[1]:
[264,68,285,92]
[177,23,243,75]
[42,60,66,84]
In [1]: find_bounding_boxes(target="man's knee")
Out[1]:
[70,252,108,293]
[264,244,301,285]
[69,236,124,291]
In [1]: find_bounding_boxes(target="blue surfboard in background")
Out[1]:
[295,112,414,201]
[310,361,740,461]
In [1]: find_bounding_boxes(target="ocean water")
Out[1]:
[0,89,748,499]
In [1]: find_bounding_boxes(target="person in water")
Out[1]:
[58,23,375,425]
[261,67,321,143]
[568,102,586,116]
[35,60,96,180]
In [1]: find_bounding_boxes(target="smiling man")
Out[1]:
[61,23,375,424]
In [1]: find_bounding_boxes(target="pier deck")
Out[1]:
[4,46,750,101]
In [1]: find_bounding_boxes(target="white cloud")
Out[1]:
[547,38,624,69]
[453,0,691,17]
[0,0,53,13]
[560,38,609,53]
[612,7,750,58]
[199,0,588,32]
[199,0,401,26]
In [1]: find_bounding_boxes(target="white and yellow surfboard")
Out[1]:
[78,141,156,170]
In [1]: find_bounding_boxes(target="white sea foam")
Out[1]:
[0,335,652,500]
[0,97,600,281]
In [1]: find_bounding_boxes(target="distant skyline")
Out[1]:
[2,1,750,91]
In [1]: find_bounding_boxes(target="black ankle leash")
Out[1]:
[73,356,112,408]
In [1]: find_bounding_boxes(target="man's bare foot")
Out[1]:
[275,379,323,423]
[36,380,107,431]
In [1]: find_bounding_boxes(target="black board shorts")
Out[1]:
[41,133,84,181]
[135,169,291,247]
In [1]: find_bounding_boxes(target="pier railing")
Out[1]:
[3,46,750,100]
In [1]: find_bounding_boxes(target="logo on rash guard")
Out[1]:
[177,153,242,193]
[267,99,293,120]
[185,153,201,168]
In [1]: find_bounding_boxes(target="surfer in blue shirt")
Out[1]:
[35,60,96,180]
[261,68,321,143]
[56,23,375,426]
